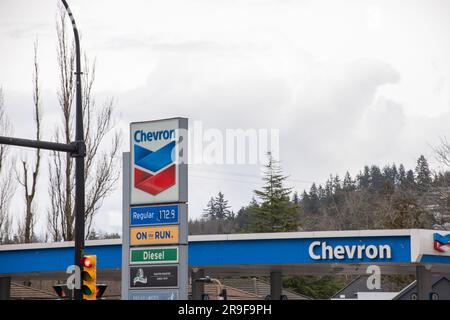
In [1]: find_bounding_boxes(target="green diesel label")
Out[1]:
[130,247,178,264]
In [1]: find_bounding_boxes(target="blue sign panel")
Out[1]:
[189,236,412,266]
[129,290,179,300]
[130,204,179,226]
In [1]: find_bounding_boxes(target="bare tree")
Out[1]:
[376,190,433,229]
[434,136,450,168]
[0,87,15,244]
[15,41,42,243]
[335,189,373,230]
[47,5,121,241]
[430,137,450,230]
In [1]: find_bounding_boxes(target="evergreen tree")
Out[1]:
[382,165,397,185]
[398,164,406,184]
[357,166,371,188]
[333,175,341,192]
[405,169,415,189]
[203,197,217,220]
[304,185,321,215]
[301,191,311,212]
[309,183,320,209]
[214,191,232,220]
[292,191,300,205]
[202,191,232,220]
[370,165,384,190]
[391,164,399,185]
[343,171,355,191]
[309,183,318,197]
[251,153,300,232]
[415,155,432,193]
[317,185,326,202]
[324,175,334,202]
[234,202,258,232]
[381,165,396,194]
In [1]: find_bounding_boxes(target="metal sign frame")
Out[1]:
[122,117,188,300]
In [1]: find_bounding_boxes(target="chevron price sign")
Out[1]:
[125,118,189,300]
[130,118,188,205]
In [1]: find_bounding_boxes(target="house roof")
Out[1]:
[186,278,311,300]
[10,282,57,300]
[219,278,311,300]
[332,275,450,300]
[331,275,404,299]
[392,275,450,300]
[188,283,261,300]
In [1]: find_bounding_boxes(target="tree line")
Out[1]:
[190,153,449,235]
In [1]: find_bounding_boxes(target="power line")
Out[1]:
[190,165,314,184]
[189,174,261,185]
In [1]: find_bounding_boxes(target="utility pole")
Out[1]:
[0,0,86,300]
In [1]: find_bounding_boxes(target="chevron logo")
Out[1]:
[134,141,176,195]
[433,233,450,253]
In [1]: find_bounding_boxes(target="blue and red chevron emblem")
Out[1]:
[433,233,450,253]
[134,141,176,195]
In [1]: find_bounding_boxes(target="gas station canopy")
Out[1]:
[0,229,449,280]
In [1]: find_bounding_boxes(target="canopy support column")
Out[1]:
[416,265,432,300]
[191,269,205,300]
[0,277,11,300]
[270,271,282,300]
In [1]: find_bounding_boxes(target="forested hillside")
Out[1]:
[189,154,450,234]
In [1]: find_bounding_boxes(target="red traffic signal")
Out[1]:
[81,256,93,268]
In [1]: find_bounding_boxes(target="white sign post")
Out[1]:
[122,117,188,300]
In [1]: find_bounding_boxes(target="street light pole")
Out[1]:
[60,0,86,301]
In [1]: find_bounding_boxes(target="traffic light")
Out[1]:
[52,284,72,300]
[218,288,227,300]
[96,284,108,300]
[81,254,97,300]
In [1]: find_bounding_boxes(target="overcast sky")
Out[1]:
[1,0,449,237]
